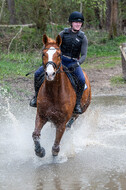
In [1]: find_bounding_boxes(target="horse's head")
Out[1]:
[42,34,62,81]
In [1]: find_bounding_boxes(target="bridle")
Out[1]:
[42,47,77,74]
[42,47,62,74]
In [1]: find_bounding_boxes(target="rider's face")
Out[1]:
[72,22,82,31]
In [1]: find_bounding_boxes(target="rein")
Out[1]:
[44,61,62,74]
[43,60,75,74]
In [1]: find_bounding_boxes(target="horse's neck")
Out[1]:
[45,72,65,96]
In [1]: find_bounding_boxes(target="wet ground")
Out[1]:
[0,92,126,190]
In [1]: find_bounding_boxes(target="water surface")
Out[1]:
[0,93,126,190]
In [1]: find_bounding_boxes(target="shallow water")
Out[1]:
[0,92,126,190]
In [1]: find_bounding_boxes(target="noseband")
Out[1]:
[44,61,61,73]
[42,47,62,74]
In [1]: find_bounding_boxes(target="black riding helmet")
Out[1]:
[69,11,84,24]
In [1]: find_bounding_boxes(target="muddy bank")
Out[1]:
[87,64,126,96]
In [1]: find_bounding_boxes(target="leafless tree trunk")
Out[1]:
[106,0,111,30]
[109,0,118,39]
[7,0,16,24]
[94,7,103,29]
[0,0,6,23]
[80,1,82,13]
[32,0,49,32]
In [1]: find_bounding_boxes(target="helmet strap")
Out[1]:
[71,24,81,32]
[72,28,79,32]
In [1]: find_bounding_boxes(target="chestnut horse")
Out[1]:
[32,34,91,157]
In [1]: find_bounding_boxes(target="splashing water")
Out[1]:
[0,88,101,166]
[0,92,126,190]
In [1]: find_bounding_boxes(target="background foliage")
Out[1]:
[0,0,126,53]
[0,0,126,96]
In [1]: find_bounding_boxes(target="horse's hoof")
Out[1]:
[35,146,45,158]
[52,145,60,156]
[52,150,59,156]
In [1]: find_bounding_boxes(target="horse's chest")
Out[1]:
[37,86,75,123]
[38,101,67,122]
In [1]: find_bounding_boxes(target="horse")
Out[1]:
[32,34,91,157]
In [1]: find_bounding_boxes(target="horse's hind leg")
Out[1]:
[52,124,66,156]
[32,113,47,158]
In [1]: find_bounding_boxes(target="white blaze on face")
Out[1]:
[46,47,56,80]
[46,64,54,76]
[47,47,56,62]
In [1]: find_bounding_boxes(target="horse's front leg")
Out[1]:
[52,124,66,156]
[32,113,47,158]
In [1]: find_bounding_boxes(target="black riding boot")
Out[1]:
[30,91,38,107]
[30,71,45,107]
[74,83,85,114]
[30,77,40,107]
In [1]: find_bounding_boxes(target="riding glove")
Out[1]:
[68,61,80,71]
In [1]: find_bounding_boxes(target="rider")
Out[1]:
[30,11,88,114]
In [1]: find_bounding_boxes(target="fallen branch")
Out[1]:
[0,23,36,28]
[8,27,23,54]
[3,23,36,53]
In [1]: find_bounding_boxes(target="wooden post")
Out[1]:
[120,43,126,80]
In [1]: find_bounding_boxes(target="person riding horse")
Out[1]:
[30,11,88,114]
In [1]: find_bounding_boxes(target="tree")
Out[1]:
[106,0,111,30]
[109,0,119,39]
[7,0,16,24]
[119,0,126,33]
[0,0,6,23]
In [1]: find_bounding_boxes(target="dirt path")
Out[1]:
[87,64,126,96]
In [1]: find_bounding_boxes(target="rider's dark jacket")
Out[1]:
[60,28,85,59]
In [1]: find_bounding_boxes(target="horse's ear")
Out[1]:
[56,35,62,47]
[43,34,48,45]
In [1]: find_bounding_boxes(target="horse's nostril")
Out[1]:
[46,72,48,76]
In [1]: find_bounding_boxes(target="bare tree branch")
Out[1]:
[8,27,23,54]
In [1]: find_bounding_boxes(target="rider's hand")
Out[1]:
[68,62,80,71]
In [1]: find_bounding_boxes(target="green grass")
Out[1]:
[111,75,126,85]
[86,30,126,57]
[0,52,42,80]
[0,28,126,94]
[83,56,121,70]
